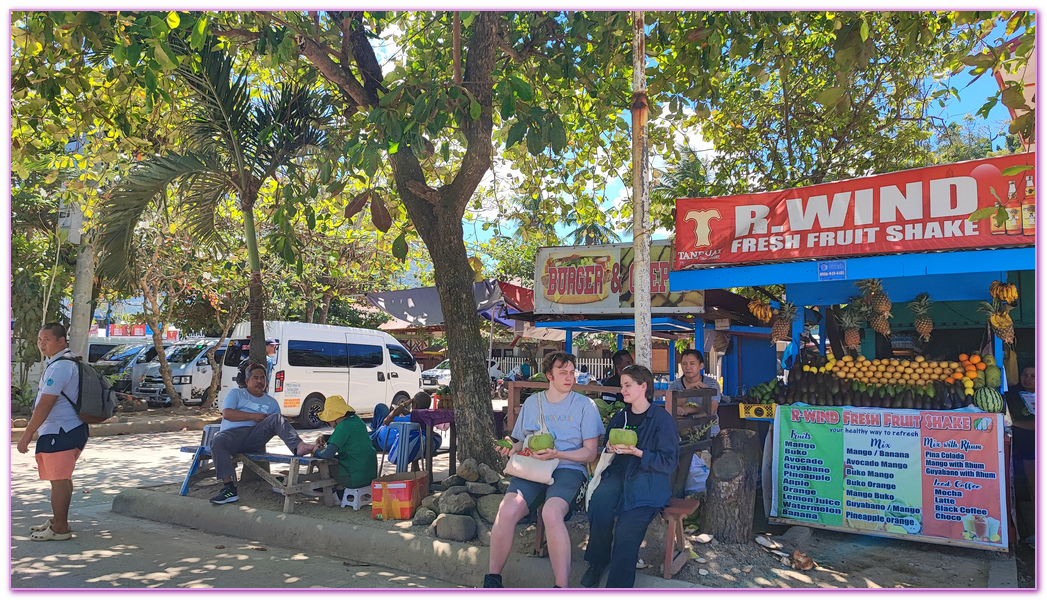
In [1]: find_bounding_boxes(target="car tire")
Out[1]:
[297,395,325,429]
[392,392,410,408]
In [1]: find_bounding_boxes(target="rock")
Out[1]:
[636,559,648,569]
[438,492,476,515]
[444,485,470,496]
[742,565,753,573]
[696,533,714,544]
[458,458,480,481]
[779,526,812,551]
[442,474,465,488]
[496,479,511,494]
[470,508,492,545]
[435,513,476,542]
[476,494,503,523]
[420,493,441,513]
[477,462,501,484]
[413,507,438,526]
[699,569,709,576]
[695,557,707,564]
[12,419,28,428]
[466,481,496,496]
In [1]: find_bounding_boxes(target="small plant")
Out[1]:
[436,386,452,396]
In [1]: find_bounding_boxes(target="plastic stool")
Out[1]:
[340,485,373,510]
[389,421,422,473]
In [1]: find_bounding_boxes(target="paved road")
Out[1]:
[10,429,462,589]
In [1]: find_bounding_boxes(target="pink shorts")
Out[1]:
[36,448,82,480]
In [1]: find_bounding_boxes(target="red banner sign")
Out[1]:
[131,324,147,336]
[108,324,127,337]
[675,154,1035,269]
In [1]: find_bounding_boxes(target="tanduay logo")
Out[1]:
[673,154,1035,269]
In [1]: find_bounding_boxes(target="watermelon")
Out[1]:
[973,388,1004,413]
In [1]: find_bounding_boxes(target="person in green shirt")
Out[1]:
[315,395,378,491]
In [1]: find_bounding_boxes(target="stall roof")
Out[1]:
[533,317,696,335]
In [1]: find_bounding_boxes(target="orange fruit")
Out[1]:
[970,355,982,364]
[952,371,964,380]
[966,370,978,380]
[961,361,973,370]
[945,377,955,384]
[958,353,969,362]
[976,362,987,371]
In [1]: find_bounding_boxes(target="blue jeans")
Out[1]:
[211,414,303,482]
[584,468,661,588]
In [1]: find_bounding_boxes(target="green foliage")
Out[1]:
[480,236,542,287]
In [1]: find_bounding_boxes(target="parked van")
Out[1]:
[218,322,421,428]
[93,341,171,394]
[137,338,222,406]
[87,335,154,364]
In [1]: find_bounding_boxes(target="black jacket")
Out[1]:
[604,403,680,510]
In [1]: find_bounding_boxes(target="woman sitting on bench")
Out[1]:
[582,364,680,588]
[314,395,378,493]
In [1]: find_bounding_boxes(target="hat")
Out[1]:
[319,395,355,422]
[265,338,278,345]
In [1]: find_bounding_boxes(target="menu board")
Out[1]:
[770,406,1006,550]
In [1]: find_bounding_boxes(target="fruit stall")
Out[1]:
[668,153,1035,551]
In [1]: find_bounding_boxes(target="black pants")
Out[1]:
[584,469,660,588]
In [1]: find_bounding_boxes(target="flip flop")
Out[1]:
[29,519,53,532]
[30,525,72,541]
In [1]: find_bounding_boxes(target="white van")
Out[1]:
[137,338,222,406]
[218,321,422,428]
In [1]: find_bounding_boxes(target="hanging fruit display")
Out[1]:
[989,280,1018,303]
[748,299,774,323]
[978,299,1016,345]
[837,301,865,351]
[770,302,797,343]
[908,292,934,343]
[857,279,892,338]
[743,349,1005,413]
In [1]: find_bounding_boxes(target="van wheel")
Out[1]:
[392,392,410,408]
[298,395,325,429]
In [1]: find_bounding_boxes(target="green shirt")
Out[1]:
[325,415,378,489]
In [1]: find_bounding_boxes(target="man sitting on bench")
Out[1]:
[209,363,315,504]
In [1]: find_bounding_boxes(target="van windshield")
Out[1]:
[99,344,147,363]
[165,343,210,363]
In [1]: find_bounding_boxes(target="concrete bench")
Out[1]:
[180,445,338,514]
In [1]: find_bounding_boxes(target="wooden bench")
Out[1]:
[180,445,339,514]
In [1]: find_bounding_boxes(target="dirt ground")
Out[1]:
[157,472,1015,589]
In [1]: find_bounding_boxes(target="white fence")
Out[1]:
[499,356,613,379]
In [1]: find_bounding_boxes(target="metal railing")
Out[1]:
[499,356,612,378]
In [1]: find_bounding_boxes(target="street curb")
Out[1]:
[112,488,700,589]
[986,552,1019,588]
[12,416,219,440]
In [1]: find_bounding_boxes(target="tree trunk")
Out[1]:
[241,199,268,365]
[317,291,334,324]
[701,428,760,543]
[68,232,95,359]
[304,283,316,323]
[141,280,184,408]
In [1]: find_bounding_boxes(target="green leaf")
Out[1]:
[994,206,1008,228]
[190,15,208,49]
[1001,164,1035,176]
[307,211,316,230]
[363,146,379,177]
[469,98,481,121]
[500,91,516,121]
[816,86,846,106]
[391,231,408,260]
[506,121,527,149]
[526,125,544,155]
[860,20,870,42]
[967,206,997,222]
[441,141,450,162]
[1001,85,1030,111]
[112,43,126,64]
[166,11,180,30]
[510,76,534,102]
[549,116,567,154]
[320,161,332,184]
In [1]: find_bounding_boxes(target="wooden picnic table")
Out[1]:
[180,445,339,514]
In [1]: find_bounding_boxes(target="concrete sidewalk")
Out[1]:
[13,413,219,440]
[113,488,700,589]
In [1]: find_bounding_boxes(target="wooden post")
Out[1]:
[701,428,760,543]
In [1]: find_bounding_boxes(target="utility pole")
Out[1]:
[631,10,652,369]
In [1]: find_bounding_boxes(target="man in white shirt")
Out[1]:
[17,323,87,541]
[209,363,315,504]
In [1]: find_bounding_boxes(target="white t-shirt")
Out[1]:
[510,390,604,472]
[35,349,84,435]
[220,387,280,431]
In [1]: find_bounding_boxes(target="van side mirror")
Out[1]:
[197,359,210,367]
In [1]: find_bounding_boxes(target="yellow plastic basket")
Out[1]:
[738,403,777,421]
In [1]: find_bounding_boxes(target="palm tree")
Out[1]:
[97,37,329,365]
[650,146,712,231]
[503,193,560,244]
[564,220,621,245]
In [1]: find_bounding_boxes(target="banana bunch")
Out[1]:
[988,312,1014,329]
[748,299,773,323]
[989,280,1018,303]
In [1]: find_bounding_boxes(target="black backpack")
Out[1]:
[55,356,118,424]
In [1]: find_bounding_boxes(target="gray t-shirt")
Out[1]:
[35,349,83,435]
[511,390,604,472]
[668,375,721,436]
[220,388,280,431]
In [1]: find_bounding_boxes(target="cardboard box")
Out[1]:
[372,471,429,520]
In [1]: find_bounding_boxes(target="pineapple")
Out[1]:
[869,311,892,339]
[771,302,797,343]
[838,303,864,351]
[857,279,892,315]
[979,300,1015,344]
[909,292,934,343]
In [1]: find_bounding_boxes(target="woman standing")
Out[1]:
[582,364,680,588]
[668,349,721,436]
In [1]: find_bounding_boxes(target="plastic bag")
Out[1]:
[684,451,711,494]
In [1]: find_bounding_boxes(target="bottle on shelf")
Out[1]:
[1005,180,1023,235]
[1022,174,1035,236]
